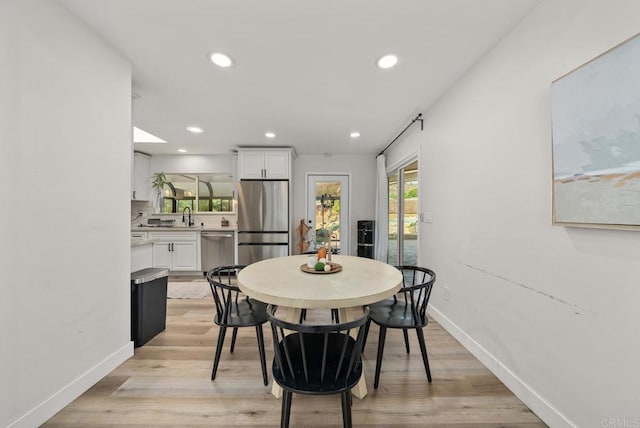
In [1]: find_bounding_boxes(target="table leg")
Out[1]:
[338,306,368,399]
[270,307,302,398]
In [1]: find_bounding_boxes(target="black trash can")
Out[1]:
[130,267,169,347]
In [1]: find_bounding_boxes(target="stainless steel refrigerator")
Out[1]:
[237,179,289,265]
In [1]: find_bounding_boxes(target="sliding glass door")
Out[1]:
[388,160,418,265]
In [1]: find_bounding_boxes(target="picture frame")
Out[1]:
[551,33,640,230]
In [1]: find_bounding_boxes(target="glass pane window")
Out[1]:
[158,173,234,213]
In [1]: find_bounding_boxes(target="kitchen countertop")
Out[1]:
[131,226,237,232]
[131,238,155,247]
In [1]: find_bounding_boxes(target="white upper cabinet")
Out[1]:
[132,152,151,200]
[238,151,265,179]
[237,149,292,179]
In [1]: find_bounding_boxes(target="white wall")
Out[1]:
[0,1,133,426]
[293,155,376,255]
[387,0,640,426]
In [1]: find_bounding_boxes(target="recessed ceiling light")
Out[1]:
[177,149,187,153]
[265,132,276,139]
[209,52,233,68]
[186,126,204,134]
[377,54,398,69]
[350,131,361,138]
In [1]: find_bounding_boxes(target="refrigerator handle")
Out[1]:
[261,183,267,225]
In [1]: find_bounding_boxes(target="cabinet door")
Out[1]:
[133,152,151,200]
[238,151,265,179]
[152,241,172,269]
[264,151,290,178]
[172,241,198,271]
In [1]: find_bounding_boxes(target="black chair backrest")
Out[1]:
[266,305,370,392]
[205,264,246,326]
[394,266,436,327]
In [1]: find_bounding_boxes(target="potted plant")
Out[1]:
[151,172,168,213]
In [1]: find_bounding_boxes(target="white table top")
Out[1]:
[237,255,402,309]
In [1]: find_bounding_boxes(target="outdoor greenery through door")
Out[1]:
[388,160,418,265]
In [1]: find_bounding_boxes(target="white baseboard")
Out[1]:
[9,341,134,428]
[428,305,575,428]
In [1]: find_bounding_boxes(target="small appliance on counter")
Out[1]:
[145,218,176,227]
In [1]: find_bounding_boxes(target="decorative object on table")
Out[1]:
[551,33,640,230]
[220,217,229,227]
[317,245,326,260]
[150,172,168,213]
[299,262,342,274]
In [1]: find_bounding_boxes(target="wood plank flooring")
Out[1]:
[44,297,546,427]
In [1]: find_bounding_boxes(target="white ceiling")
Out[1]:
[59,0,540,156]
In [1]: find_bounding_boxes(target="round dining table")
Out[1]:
[237,254,403,399]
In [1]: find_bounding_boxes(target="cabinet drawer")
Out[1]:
[148,231,198,241]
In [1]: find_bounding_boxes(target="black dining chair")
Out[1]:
[206,265,269,386]
[266,304,370,428]
[363,265,436,388]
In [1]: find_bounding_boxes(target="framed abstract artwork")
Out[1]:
[551,33,640,230]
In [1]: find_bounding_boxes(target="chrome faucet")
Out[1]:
[182,207,194,227]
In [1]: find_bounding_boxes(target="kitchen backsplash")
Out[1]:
[131,200,237,228]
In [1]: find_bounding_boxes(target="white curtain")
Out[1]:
[374,154,388,262]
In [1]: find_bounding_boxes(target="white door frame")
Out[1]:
[305,173,351,255]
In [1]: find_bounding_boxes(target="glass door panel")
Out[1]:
[307,175,349,255]
[387,171,399,265]
[402,161,418,265]
[387,160,418,265]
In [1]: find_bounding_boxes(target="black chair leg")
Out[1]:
[416,327,432,382]
[255,324,268,386]
[211,325,227,380]
[230,327,238,353]
[299,308,307,323]
[332,308,340,323]
[402,328,410,354]
[281,390,293,428]
[374,326,387,389]
[362,319,371,353]
[341,391,352,428]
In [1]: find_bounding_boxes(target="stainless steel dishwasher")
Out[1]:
[201,231,235,273]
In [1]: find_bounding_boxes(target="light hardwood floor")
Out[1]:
[45,296,546,427]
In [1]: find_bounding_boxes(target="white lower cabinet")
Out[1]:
[149,231,199,272]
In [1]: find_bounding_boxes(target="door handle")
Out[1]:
[132,190,136,199]
[168,243,171,252]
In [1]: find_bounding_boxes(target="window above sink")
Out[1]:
[159,173,234,214]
